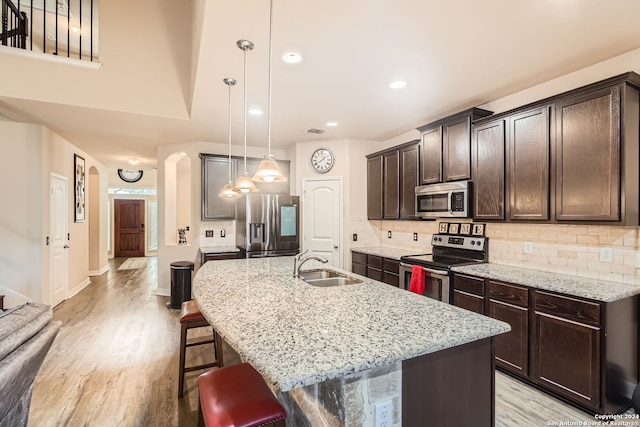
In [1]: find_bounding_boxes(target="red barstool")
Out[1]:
[198,363,286,427]
[178,300,222,398]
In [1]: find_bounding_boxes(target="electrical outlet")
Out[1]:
[413,233,418,241]
[375,400,392,427]
[352,233,358,242]
[205,230,214,238]
[387,231,392,238]
[220,229,226,238]
[523,242,533,254]
[600,247,613,263]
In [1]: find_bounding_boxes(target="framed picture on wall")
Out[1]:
[448,223,460,234]
[74,154,86,222]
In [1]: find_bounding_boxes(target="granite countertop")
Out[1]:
[193,257,509,392]
[199,245,240,254]
[351,246,425,260]
[452,263,640,302]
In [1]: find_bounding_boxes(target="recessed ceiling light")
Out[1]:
[326,121,338,127]
[389,80,407,89]
[248,107,263,116]
[282,51,302,64]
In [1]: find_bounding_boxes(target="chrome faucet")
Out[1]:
[293,250,328,278]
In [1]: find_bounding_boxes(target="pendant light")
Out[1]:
[252,0,287,184]
[219,78,241,198]
[234,39,259,194]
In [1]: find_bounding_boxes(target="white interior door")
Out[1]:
[50,174,68,307]
[302,177,342,268]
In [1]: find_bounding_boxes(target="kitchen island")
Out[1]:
[193,257,510,426]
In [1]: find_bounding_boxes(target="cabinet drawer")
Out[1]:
[453,274,485,297]
[534,291,601,327]
[367,266,383,281]
[383,258,400,274]
[352,262,367,277]
[383,272,399,287]
[204,252,241,262]
[368,255,382,269]
[489,280,528,308]
[352,251,367,265]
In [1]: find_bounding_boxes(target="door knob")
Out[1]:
[63,245,69,249]
[334,245,339,249]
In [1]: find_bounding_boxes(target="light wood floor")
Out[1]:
[28,257,635,426]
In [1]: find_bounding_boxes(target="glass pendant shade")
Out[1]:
[219,181,241,198]
[252,155,287,183]
[234,173,259,193]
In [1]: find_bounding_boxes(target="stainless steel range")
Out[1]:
[400,234,488,303]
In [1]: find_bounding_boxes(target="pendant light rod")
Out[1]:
[224,78,236,183]
[238,39,254,174]
[266,0,274,158]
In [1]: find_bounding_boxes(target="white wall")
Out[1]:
[0,121,109,307]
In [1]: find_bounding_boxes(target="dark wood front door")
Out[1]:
[115,199,145,257]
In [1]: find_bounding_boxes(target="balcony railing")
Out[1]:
[1,0,27,48]
[1,0,98,62]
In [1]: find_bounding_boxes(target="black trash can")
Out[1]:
[169,261,194,309]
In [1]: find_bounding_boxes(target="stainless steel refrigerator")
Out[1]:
[236,194,300,258]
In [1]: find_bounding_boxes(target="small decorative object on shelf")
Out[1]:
[438,222,449,233]
[178,228,187,245]
[448,223,460,234]
[472,223,485,236]
[459,223,472,235]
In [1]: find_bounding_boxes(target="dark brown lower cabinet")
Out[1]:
[452,273,485,314]
[351,251,367,276]
[488,281,529,377]
[452,273,638,414]
[351,251,400,287]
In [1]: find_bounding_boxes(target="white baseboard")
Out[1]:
[155,288,170,297]
[88,265,109,276]
[68,277,91,299]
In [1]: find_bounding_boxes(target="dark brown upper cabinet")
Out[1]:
[472,72,640,225]
[508,106,551,221]
[418,108,494,185]
[472,119,505,220]
[367,156,384,220]
[399,143,420,219]
[383,150,400,219]
[366,140,420,220]
[419,126,442,184]
[554,85,634,222]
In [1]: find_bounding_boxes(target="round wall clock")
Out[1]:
[117,169,144,183]
[310,148,334,173]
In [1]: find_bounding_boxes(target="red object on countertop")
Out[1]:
[409,264,424,294]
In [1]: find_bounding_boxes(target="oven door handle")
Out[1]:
[400,263,449,277]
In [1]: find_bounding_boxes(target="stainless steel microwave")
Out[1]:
[415,181,471,219]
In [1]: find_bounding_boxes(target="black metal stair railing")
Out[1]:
[1,0,28,49]
[1,0,97,62]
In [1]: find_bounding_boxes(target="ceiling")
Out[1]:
[1,0,640,169]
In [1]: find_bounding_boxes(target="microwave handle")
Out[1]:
[448,192,453,213]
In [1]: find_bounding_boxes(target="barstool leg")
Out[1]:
[178,322,187,398]
[215,332,224,368]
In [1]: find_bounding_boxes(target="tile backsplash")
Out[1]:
[198,220,236,247]
[350,219,640,285]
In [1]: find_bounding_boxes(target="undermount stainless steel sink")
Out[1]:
[299,269,362,287]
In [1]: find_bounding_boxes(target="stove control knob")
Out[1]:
[476,240,482,246]
[470,241,475,245]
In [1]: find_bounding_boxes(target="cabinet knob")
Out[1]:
[334,245,339,249]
